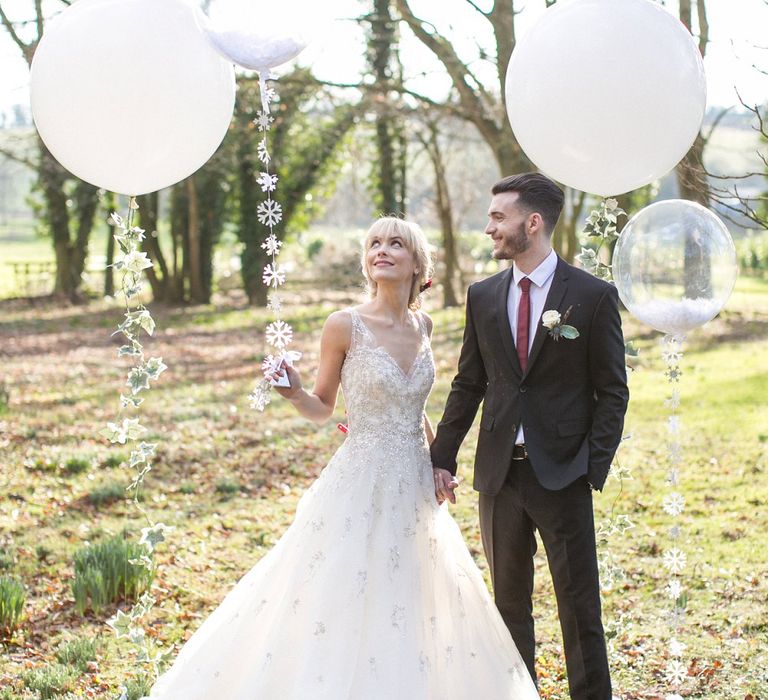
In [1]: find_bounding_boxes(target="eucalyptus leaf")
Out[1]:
[560,325,580,339]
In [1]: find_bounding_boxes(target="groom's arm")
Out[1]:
[430,285,488,476]
[587,284,630,490]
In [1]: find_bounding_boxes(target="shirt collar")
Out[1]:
[513,249,558,288]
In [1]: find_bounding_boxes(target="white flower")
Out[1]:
[118,250,153,274]
[109,211,124,228]
[664,659,687,685]
[262,263,286,288]
[663,547,687,574]
[258,201,283,228]
[257,138,271,164]
[668,638,687,657]
[663,492,685,516]
[541,310,561,329]
[266,320,293,348]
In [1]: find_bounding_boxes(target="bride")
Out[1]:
[144,217,538,699]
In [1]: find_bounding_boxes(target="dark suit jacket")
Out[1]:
[430,256,629,494]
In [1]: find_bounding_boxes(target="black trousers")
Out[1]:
[478,458,612,700]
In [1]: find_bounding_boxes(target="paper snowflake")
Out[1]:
[261,234,283,257]
[663,492,685,517]
[267,293,283,314]
[666,468,679,486]
[266,320,293,348]
[667,415,681,434]
[255,111,274,131]
[261,354,278,374]
[258,201,283,227]
[664,659,687,686]
[669,524,682,540]
[665,389,681,409]
[662,548,687,574]
[262,263,286,288]
[662,349,683,365]
[668,638,687,657]
[257,172,278,193]
[667,606,687,628]
[668,442,683,464]
[666,580,683,600]
[665,366,682,382]
[257,138,271,165]
[248,380,272,412]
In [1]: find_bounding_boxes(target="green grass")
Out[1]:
[0,276,765,697]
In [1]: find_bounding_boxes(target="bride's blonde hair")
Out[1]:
[361,217,434,309]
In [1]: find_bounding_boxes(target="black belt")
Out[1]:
[512,444,528,460]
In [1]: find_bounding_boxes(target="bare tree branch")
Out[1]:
[463,0,489,17]
[34,0,43,44]
[702,105,733,147]
[0,145,37,169]
[0,3,33,63]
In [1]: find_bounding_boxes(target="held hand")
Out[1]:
[433,468,459,505]
[269,360,303,400]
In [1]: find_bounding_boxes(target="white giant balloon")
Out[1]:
[505,0,707,197]
[31,0,235,196]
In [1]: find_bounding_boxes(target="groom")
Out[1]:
[431,173,629,700]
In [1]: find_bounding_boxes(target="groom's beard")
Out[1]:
[493,221,530,260]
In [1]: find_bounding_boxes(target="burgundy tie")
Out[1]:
[517,277,532,372]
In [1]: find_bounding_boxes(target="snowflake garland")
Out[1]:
[660,333,689,691]
[247,75,298,412]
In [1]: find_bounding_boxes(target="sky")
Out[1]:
[0,0,767,123]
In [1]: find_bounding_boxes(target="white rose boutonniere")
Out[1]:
[542,305,579,341]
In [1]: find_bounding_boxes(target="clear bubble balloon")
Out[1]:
[612,200,738,334]
[204,0,314,72]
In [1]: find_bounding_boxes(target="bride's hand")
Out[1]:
[433,468,459,505]
[269,360,303,400]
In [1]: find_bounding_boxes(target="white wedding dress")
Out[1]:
[145,308,538,699]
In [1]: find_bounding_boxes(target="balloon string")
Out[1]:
[259,71,270,114]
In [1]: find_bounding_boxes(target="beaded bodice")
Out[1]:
[340,308,434,443]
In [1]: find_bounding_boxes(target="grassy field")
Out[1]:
[0,276,766,699]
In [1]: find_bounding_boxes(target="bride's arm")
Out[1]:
[272,311,350,423]
[421,310,436,445]
[423,414,435,445]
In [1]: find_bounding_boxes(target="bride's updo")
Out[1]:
[361,216,434,309]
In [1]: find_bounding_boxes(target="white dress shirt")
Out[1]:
[507,248,558,444]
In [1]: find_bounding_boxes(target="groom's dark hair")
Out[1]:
[492,172,564,235]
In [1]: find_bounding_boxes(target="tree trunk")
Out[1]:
[677,0,711,298]
[138,191,171,302]
[71,181,100,288]
[186,175,206,303]
[418,120,459,307]
[104,191,117,297]
[368,0,407,215]
[37,140,75,300]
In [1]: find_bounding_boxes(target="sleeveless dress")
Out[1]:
[145,308,538,700]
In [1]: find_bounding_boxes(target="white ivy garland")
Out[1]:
[101,198,175,693]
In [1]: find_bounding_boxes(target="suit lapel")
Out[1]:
[524,256,569,377]
[495,267,523,377]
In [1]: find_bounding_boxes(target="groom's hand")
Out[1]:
[433,468,459,505]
